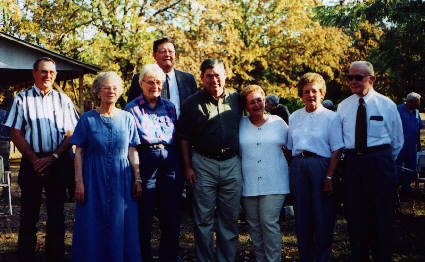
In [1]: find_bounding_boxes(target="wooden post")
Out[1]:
[79,74,84,113]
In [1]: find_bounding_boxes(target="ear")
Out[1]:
[369,75,376,83]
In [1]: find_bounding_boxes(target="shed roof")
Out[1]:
[0,32,101,86]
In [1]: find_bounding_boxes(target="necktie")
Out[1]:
[161,74,170,100]
[355,98,367,153]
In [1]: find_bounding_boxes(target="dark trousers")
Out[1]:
[138,147,183,262]
[0,140,10,171]
[290,156,336,262]
[344,148,397,262]
[17,157,67,262]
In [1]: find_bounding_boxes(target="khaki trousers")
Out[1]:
[192,152,242,262]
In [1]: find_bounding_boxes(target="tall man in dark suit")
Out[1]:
[127,38,197,117]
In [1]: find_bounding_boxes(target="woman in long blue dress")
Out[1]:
[71,72,142,262]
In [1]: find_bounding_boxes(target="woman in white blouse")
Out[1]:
[287,73,344,262]
[239,85,290,262]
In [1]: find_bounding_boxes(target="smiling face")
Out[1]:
[98,80,121,105]
[348,63,376,97]
[245,92,265,118]
[200,65,226,99]
[302,83,323,112]
[153,42,176,73]
[141,73,164,102]
[32,60,57,92]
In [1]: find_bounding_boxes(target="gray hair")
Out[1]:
[406,92,421,101]
[92,71,124,98]
[138,64,166,86]
[350,61,375,76]
[265,94,279,106]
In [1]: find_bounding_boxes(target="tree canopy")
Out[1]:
[1,0,423,108]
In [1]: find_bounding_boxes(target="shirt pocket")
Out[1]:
[369,118,386,137]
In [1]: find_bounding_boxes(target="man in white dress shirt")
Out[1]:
[337,61,403,262]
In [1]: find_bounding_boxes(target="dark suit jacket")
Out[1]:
[126,69,198,106]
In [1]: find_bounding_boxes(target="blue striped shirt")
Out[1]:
[125,95,177,145]
[4,85,79,153]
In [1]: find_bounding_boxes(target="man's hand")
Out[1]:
[322,178,333,197]
[75,181,85,204]
[33,156,56,175]
[132,181,142,198]
[185,167,197,187]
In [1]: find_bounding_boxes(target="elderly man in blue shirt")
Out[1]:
[397,92,422,192]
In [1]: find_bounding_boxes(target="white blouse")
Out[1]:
[287,105,344,158]
[239,115,290,197]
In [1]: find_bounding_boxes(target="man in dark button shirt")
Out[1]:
[177,58,242,262]
[265,94,290,124]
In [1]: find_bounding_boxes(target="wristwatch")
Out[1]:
[326,176,332,180]
[52,153,59,159]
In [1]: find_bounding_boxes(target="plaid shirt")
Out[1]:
[125,95,177,145]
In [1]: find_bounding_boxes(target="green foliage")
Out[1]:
[314,0,425,104]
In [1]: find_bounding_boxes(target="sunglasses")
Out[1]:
[347,74,371,81]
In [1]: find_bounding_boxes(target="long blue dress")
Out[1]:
[70,109,141,262]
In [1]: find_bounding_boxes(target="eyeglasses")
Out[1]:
[143,80,163,87]
[157,49,175,55]
[347,74,371,81]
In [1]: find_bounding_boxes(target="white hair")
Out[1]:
[92,71,123,98]
[350,61,375,76]
[406,92,421,101]
[138,64,166,85]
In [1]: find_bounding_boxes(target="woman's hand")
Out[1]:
[75,181,85,204]
[132,180,142,198]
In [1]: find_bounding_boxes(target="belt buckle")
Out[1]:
[155,144,165,149]
[300,151,306,157]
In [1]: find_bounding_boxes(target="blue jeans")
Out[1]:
[138,147,183,262]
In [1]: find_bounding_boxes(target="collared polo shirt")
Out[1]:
[337,88,404,159]
[125,94,177,145]
[177,89,242,157]
[4,85,79,153]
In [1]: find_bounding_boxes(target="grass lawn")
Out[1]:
[1,160,425,261]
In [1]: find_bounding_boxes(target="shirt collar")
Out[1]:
[201,88,229,103]
[304,104,325,115]
[355,87,375,104]
[137,94,164,108]
[166,69,176,82]
[33,84,53,97]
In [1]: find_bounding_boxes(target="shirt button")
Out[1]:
[256,142,260,146]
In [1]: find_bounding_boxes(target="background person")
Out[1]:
[287,73,344,262]
[125,64,182,262]
[239,85,290,262]
[396,92,422,192]
[127,37,197,115]
[265,94,290,124]
[71,72,142,262]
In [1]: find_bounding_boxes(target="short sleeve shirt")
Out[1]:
[177,89,242,156]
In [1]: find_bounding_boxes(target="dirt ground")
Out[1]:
[1,160,425,262]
